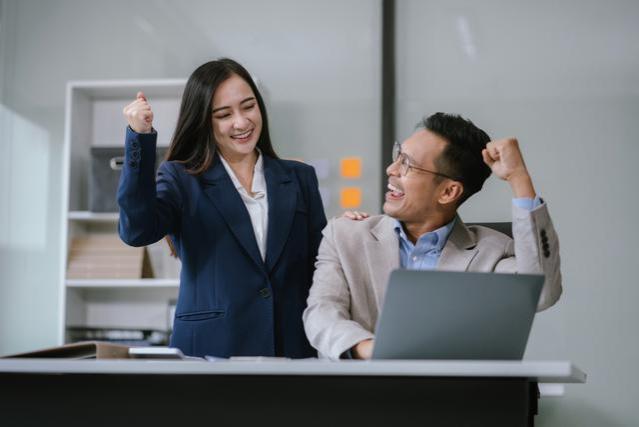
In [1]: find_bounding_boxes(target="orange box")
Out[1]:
[340,157,362,179]
[340,187,362,208]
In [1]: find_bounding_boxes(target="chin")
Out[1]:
[238,142,258,152]
[382,202,398,218]
[229,140,257,154]
[384,203,412,222]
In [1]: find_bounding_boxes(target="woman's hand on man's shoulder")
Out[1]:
[341,210,370,221]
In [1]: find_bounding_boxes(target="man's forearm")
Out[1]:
[508,171,536,198]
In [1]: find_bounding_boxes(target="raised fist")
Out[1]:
[482,138,536,198]
[123,91,153,134]
[482,138,528,182]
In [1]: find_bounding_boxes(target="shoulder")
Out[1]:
[267,158,320,191]
[320,215,395,255]
[158,160,185,176]
[276,158,317,177]
[157,160,196,189]
[326,214,391,238]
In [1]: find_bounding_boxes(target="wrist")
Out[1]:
[351,342,363,359]
[508,171,536,198]
[352,339,373,360]
[129,124,153,134]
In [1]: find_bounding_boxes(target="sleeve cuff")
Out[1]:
[340,348,354,359]
[512,196,543,211]
[124,126,158,170]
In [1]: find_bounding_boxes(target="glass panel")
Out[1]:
[0,0,381,353]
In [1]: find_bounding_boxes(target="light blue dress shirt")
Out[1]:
[393,197,542,269]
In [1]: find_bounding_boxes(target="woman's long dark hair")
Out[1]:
[166,58,278,174]
[164,59,279,257]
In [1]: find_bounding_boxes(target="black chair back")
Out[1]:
[467,222,512,238]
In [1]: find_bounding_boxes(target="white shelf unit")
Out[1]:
[59,79,186,345]
[66,278,180,288]
[68,211,120,222]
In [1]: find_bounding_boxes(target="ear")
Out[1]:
[438,181,464,206]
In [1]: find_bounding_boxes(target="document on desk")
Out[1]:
[128,346,202,360]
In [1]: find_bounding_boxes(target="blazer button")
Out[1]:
[130,141,140,150]
[130,150,141,161]
[543,250,551,258]
[540,229,547,238]
[259,288,271,299]
[128,160,138,168]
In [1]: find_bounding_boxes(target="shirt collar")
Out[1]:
[218,148,265,194]
[393,217,456,252]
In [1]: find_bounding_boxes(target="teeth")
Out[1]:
[387,183,404,195]
[232,129,252,139]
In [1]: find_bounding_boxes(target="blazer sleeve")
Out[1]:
[117,126,182,247]
[303,219,375,360]
[495,202,562,311]
[304,166,327,283]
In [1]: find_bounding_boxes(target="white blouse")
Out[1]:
[218,151,269,261]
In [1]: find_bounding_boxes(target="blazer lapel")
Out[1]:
[200,155,265,271]
[364,216,401,308]
[437,216,479,271]
[263,156,296,273]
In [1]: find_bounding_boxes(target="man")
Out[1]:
[303,112,562,360]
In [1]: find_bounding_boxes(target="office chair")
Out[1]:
[467,222,512,238]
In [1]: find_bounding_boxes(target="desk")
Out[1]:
[0,359,585,427]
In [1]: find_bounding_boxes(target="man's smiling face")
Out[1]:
[383,129,450,223]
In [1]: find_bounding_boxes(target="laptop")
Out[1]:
[371,270,544,360]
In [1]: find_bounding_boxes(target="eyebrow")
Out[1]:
[398,145,418,165]
[212,97,256,113]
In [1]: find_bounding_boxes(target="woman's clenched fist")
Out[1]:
[123,91,154,134]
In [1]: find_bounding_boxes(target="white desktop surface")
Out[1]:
[0,359,586,384]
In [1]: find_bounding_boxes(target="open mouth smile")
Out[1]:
[386,182,405,200]
[231,129,253,142]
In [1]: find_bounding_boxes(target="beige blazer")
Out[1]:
[303,203,562,360]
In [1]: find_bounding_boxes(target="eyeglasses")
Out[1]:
[392,141,459,180]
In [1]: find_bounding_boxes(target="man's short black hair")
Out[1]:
[417,112,492,205]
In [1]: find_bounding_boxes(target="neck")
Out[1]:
[219,148,258,168]
[219,149,259,195]
[402,212,455,244]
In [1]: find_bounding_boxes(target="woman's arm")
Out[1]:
[117,93,182,247]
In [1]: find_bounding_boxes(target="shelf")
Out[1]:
[68,211,119,222]
[61,79,186,344]
[68,78,186,99]
[66,279,179,288]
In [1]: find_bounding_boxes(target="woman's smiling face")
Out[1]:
[211,73,263,160]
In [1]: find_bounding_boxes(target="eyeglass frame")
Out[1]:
[391,141,461,181]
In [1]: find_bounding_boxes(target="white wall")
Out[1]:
[396,1,639,425]
[0,0,381,353]
[2,0,638,425]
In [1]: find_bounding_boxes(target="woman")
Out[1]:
[118,58,326,358]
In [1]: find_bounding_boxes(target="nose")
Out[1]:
[233,113,250,130]
[386,157,400,177]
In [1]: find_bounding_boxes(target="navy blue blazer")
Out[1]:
[117,127,327,358]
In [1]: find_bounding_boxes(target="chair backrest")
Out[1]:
[467,222,512,238]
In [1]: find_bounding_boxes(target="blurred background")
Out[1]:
[1,1,638,425]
